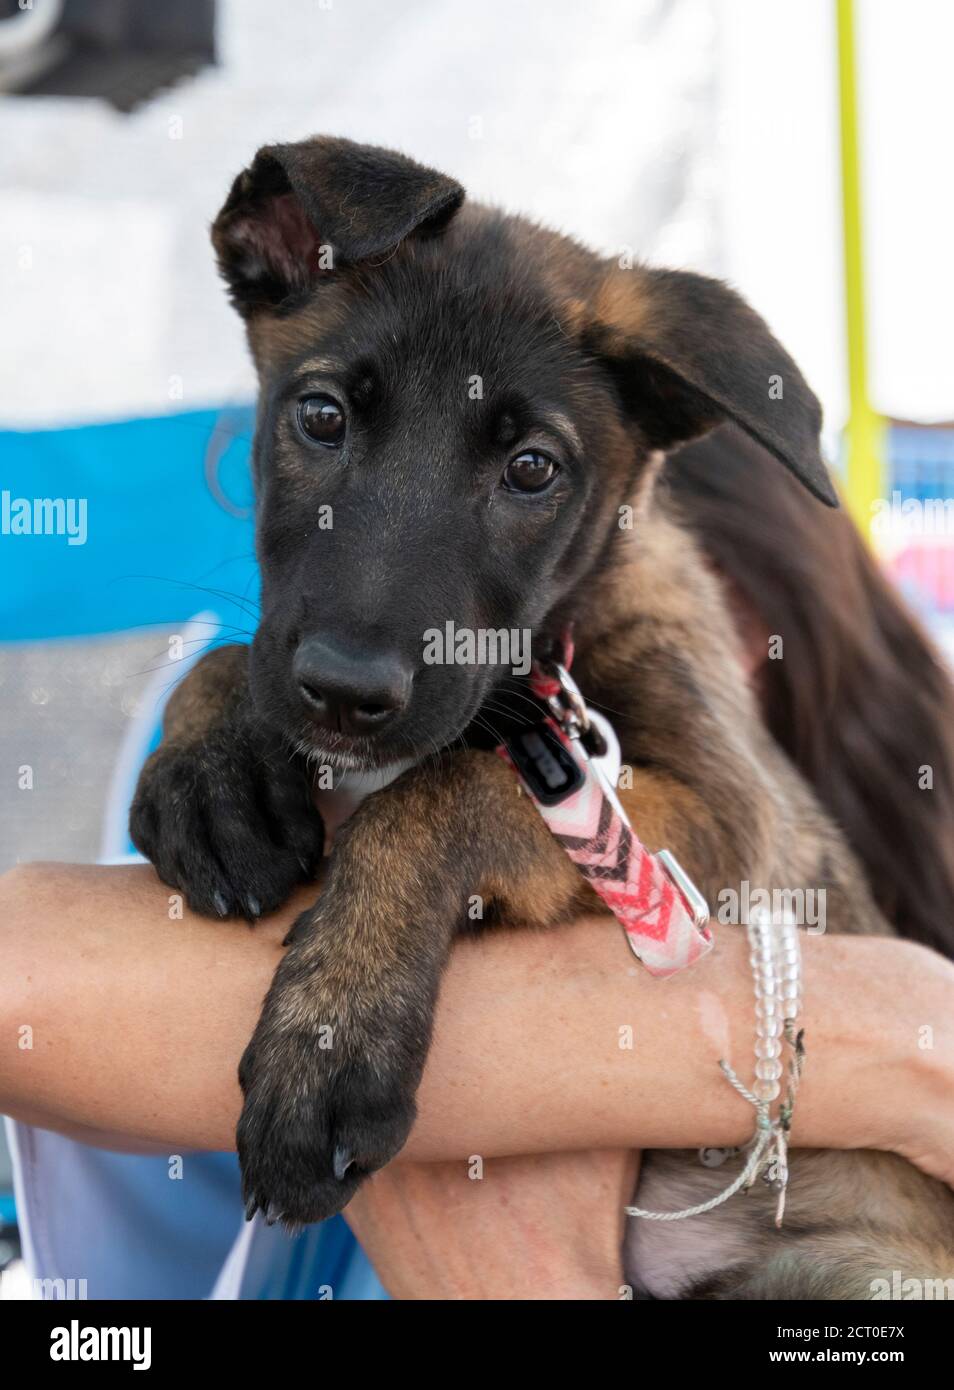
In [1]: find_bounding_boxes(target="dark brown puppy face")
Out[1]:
[243,226,642,770]
[214,137,836,770]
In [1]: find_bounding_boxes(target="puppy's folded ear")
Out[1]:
[212,136,465,317]
[588,266,838,506]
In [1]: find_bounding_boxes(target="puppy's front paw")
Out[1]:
[130,722,323,920]
[237,913,427,1225]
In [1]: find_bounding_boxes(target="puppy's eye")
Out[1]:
[502,450,558,494]
[297,395,346,447]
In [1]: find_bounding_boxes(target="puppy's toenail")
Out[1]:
[333,1145,354,1181]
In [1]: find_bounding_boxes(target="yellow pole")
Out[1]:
[836,0,886,536]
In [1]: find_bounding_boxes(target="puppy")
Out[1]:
[131,137,954,1297]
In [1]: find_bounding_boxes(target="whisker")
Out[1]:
[112,575,262,623]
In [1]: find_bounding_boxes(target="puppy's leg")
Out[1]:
[130,645,323,919]
[236,737,754,1226]
[236,746,585,1225]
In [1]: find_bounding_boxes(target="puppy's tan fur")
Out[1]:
[131,137,954,1296]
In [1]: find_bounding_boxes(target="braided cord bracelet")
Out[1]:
[626,909,806,1227]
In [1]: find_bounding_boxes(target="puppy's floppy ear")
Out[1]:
[212,136,465,317]
[588,266,838,506]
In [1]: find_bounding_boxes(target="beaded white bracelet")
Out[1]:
[626,908,805,1226]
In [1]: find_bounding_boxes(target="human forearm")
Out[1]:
[0,863,951,1182]
[410,913,953,1174]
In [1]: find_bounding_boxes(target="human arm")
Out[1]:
[1,862,952,1187]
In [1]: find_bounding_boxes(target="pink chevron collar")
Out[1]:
[498,659,712,977]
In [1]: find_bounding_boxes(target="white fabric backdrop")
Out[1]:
[1,0,951,431]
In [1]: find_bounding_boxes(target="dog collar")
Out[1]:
[498,656,712,977]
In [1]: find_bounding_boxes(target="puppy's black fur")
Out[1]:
[130,139,954,1295]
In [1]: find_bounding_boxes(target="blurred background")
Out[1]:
[1,0,951,1288]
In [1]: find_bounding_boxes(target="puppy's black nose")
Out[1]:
[293,635,413,736]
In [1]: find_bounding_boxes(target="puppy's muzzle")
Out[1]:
[293,634,413,737]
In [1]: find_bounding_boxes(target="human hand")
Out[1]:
[344,1148,638,1300]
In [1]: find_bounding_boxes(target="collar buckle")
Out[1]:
[534,660,608,758]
